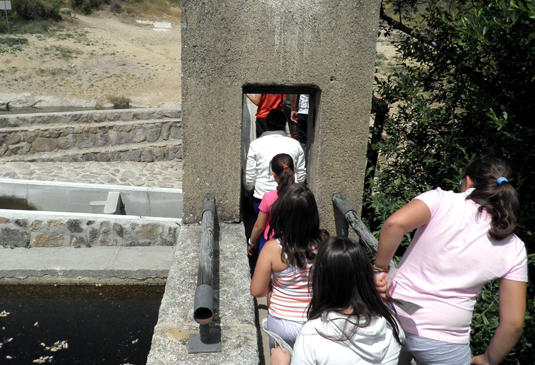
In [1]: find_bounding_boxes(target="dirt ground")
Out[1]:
[0,11,182,109]
[0,11,397,110]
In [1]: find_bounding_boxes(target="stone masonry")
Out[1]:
[0,213,179,248]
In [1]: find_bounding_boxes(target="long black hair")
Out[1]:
[268,183,325,269]
[308,236,404,344]
[270,153,295,193]
[462,155,521,241]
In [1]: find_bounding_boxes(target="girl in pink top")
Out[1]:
[250,184,327,349]
[248,153,295,256]
[374,156,527,365]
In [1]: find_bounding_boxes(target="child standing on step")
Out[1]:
[250,184,327,349]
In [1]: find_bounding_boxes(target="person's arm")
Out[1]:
[250,211,268,247]
[290,95,298,123]
[246,93,262,106]
[374,199,431,297]
[250,240,278,297]
[471,279,526,365]
[294,148,306,183]
[244,145,257,196]
[281,95,287,108]
[270,348,291,365]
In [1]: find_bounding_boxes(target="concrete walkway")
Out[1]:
[0,246,175,284]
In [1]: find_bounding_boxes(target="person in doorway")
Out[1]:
[291,94,309,153]
[374,155,527,365]
[270,236,404,365]
[246,93,287,138]
[243,109,306,216]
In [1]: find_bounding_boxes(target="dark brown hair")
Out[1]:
[270,153,295,193]
[268,184,325,269]
[308,237,404,344]
[463,155,521,240]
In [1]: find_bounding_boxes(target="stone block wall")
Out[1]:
[0,213,180,248]
[0,121,183,159]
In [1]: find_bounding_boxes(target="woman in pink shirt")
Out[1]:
[248,153,295,256]
[374,156,527,365]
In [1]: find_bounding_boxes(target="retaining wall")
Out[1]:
[0,211,180,248]
[0,120,182,158]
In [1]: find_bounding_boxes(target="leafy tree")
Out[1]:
[367,0,535,362]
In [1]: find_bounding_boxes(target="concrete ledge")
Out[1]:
[0,107,183,128]
[147,223,258,365]
[0,246,175,284]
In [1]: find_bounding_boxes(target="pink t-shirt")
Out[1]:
[392,188,527,344]
[258,190,279,240]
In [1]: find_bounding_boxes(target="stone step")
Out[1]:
[0,119,183,159]
[0,139,183,163]
[0,107,182,128]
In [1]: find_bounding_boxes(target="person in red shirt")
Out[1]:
[246,94,287,137]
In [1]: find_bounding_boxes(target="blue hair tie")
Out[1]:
[496,177,508,185]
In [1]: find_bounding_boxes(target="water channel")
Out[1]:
[0,284,164,364]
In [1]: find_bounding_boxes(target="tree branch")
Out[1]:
[380,5,437,49]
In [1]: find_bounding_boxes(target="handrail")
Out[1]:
[332,193,397,268]
[189,194,221,353]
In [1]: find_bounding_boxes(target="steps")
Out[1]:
[0,108,182,162]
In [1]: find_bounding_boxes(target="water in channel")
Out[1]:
[0,284,164,364]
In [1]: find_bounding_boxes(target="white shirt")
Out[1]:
[244,131,306,199]
[291,312,403,365]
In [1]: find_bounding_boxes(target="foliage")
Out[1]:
[9,0,62,20]
[368,0,535,362]
[72,0,111,15]
[106,95,130,109]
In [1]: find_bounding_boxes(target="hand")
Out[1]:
[247,238,255,256]
[374,272,390,301]
[471,354,490,365]
[290,111,298,123]
[270,347,291,365]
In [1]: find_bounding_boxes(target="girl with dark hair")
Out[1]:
[248,153,295,255]
[271,236,404,365]
[374,156,527,365]
[250,184,326,349]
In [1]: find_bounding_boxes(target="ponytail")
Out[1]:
[463,156,521,240]
[270,153,295,193]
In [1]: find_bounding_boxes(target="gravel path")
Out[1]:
[0,161,182,189]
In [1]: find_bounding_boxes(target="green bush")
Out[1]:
[369,0,535,362]
[10,0,62,20]
[72,0,111,15]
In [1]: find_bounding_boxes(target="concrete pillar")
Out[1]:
[182,0,381,232]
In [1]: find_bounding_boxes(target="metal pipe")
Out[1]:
[193,194,215,325]
[332,193,397,268]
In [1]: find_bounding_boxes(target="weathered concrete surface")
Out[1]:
[0,246,175,284]
[181,0,381,232]
[147,223,257,365]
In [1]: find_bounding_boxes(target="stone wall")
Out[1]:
[0,212,180,248]
[0,120,182,159]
